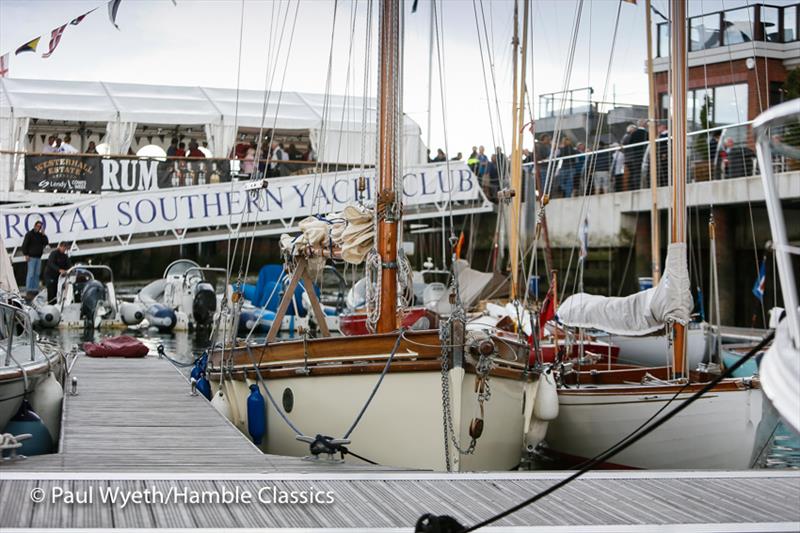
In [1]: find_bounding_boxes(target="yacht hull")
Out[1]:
[545,381,778,469]
[215,368,530,472]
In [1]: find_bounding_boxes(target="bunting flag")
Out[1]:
[752,257,767,302]
[42,24,68,58]
[0,53,8,78]
[71,7,97,25]
[15,36,40,55]
[108,0,123,29]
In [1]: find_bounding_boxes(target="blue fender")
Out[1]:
[247,384,267,445]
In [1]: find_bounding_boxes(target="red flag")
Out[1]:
[42,24,68,58]
[0,54,9,78]
[71,8,97,25]
[537,286,556,339]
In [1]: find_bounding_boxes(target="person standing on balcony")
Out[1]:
[556,137,578,197]
[467,146,479,174]
[61,135,78,154]
[722,137,755,178]
[20,221,48,300]
[611,143,624,193]
[592,141,611,194]
[622,120,648,190]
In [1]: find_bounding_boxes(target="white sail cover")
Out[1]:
[557,242,692,336]
[760,315,800,435]
[0,234,19,293]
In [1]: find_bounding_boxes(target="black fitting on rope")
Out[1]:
[296,434,351,458]
[415,514,465,533]
[157,344,165,358]
[309,434,342,456]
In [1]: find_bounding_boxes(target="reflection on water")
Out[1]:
[41,327,800,470]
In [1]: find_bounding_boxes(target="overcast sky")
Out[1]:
[0,0,785,155]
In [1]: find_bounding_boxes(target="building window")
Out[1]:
[659,92,669,121]
[785,6,798,42]
[722,6,755,45]
[658,22,669,58]
[769,81,784,107]
[713,84,748,125]
[690,14,721,51]
[689,89,713,131]
[760,6,781,42]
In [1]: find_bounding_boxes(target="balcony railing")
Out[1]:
[511,119,799,200]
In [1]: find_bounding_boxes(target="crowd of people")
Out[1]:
[232,137,315,178]
[434,120,758,201]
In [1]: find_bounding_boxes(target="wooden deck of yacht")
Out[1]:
[1,354,798,530]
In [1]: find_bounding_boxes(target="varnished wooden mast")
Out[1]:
[669,0,687,375]
[645,0,661,284]
[375,0,401,333]
[509,0,529,301]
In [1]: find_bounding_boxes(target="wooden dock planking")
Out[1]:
[0,353,798,530]
[0,473,798,529]
[1,355,397,474]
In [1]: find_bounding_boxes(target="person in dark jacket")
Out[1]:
[20,221,48,297]
[722,137,756,178]
[622,120,648,190]
[591,141,612,194]
[44,242,71,304]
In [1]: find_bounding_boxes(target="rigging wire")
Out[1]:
[719,0,766,326]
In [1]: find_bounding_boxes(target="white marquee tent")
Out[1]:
[0,78,427,192]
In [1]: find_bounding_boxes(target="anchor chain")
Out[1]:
[439,308,496,471]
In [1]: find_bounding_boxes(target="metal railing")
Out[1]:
[517,119,798,198]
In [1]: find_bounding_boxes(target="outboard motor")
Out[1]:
[192,282,216,327]
[146,303,177,333]
[80,280,108,328]
[71,268,93,302]
[36,305,61,328]
[119,302,146,326]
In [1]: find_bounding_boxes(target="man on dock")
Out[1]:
[20,221,48,300]
[44,242,71,304]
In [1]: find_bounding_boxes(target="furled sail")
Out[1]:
[279,204,374,264]
[557,242,692,336]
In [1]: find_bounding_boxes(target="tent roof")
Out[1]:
[0,78,420,133]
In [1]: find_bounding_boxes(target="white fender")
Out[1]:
[37,305,61,328]
[533,369,559,421]
[29,372,64,445]
[210,389,233,423]
[119,302,146,326]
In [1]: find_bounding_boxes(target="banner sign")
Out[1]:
[26,155,231,193]
[4,162,480,248]
[25,155,102,192]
